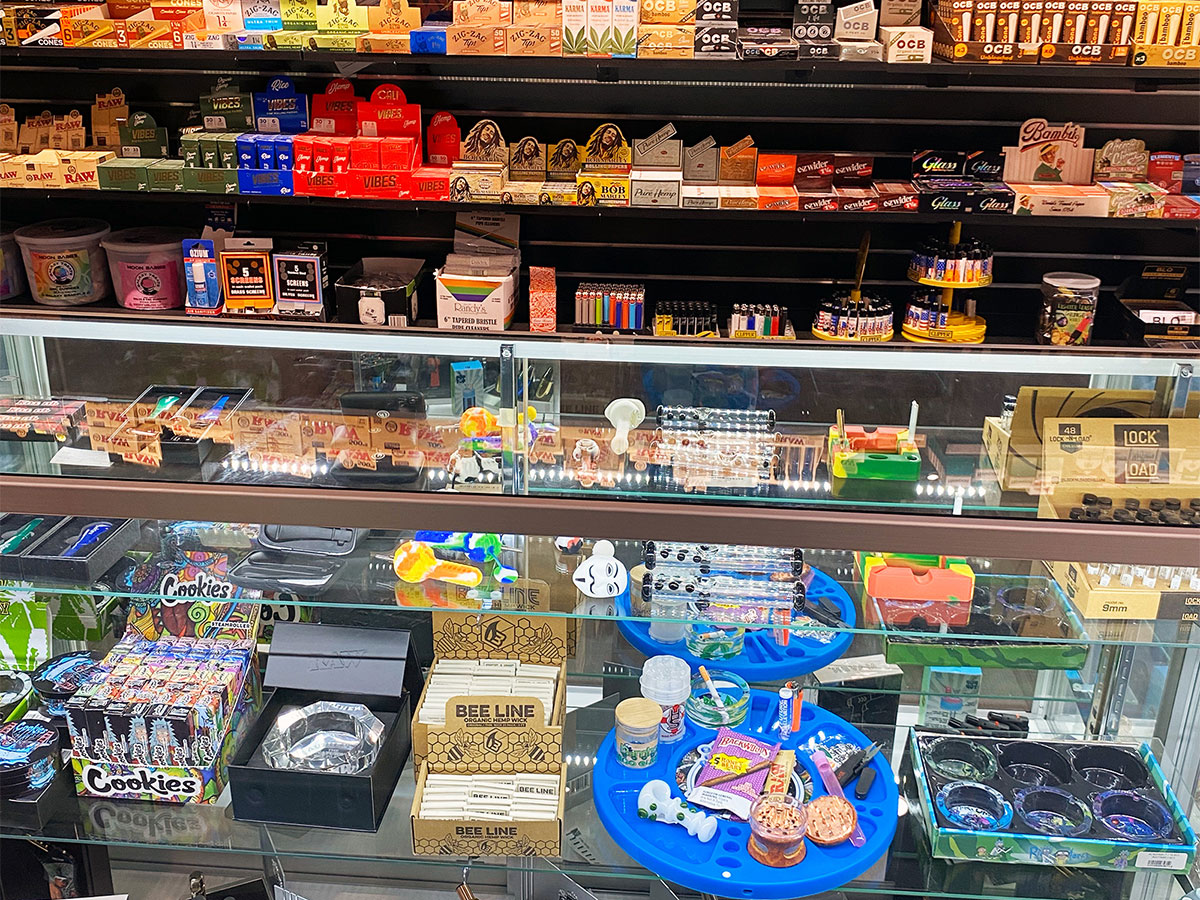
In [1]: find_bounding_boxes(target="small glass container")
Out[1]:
[1038,271,1100,347]
[748,793,808,867]
[684,669,749,728]
[648,595,689,643]
[615,697,662,769]
[684,622,746,660]
[927,737,998,782]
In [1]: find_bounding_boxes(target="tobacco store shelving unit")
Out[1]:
[1,15,1199,900]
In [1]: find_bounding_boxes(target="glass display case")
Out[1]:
[1,318,1197,900]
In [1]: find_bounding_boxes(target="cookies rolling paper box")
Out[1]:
[68,555,263,804]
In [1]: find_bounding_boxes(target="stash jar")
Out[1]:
[1038,272,1100,347]
[615,698,662,769]
[748,793,808,867]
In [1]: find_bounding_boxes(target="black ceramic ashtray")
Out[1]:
[928,738,997,782]
[1072,745,1149,791]
[999,742,1072,787]
[1015,786,1092,836]
[1093,790,1173,840]
[936,781,1013,830]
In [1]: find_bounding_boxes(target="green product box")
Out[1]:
[199,134,221,169]
[217,133,240,169]
[199,85,254,131]
[182,167,240,194]
[181,133,202,168]
[98,158,152,191]
[148,159,186,192]
[918,665,980,728]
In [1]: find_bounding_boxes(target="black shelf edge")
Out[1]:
[4,187,1197,229]
[3,45,1199,89]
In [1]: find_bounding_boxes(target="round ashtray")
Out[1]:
[996,586,1055,617]
[1072,745,1149,791]
[999,742,1073,787]
[684,670,749,729]
[0,671,33,720]
[927,737,998,782]
[1093,790,1174,840]
[261,701,385,775]
[1015,786,1092,836]
[31,651,104,712]
[936,781,1013,831]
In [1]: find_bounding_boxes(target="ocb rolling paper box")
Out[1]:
[1062,0,1089,41]
[1156,1,1185,43]
[940,0,975,39]
[1019,0,1044,42]
[1083,0,1112,41]
[637,22,694,54]
[971,0,998,39]
[1133,0,1161,42]
[1108,0,1136,41]
[996,0,1021,39]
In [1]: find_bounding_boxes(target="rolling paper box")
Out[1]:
[228,623,421,831]
[918,665,980,728]
[412,610,568,774]
[411,763,566,856]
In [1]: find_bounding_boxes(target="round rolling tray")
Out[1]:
[616,567,856,681]
[593,690,898,899]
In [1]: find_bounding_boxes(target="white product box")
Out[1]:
[631,168,682,206]
[879,0,920,24]
[435,270,516,331]
[878,24,932,61]
[563,0,587,53]
[587,0,612,54]
[834,0,877,39]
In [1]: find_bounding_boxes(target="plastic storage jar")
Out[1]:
[14,218,111,306]
[1,223,27,300]
[640,654,691,743]
[101,227,192,310]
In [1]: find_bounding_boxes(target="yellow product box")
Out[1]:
[280,0,317,29]
[1156,1,1186,42]
[1132,42,1199,63]
[447,23,508,51]
[453,0,513,23]
[640,0,692,23]
[18,150,66,188]
[1038,417,1199,489]
[62,10,119,46]
[537,180,577,204]
[0,156,22,189]
[575,171,629,206]
[411,764,565,856]
[500,181,543,203]
[514,0,560,22]
[718,184,757,208]
[357,30,411,50]
[369,0,421,30]
[1046,559,1199,622]
[61,150,115,188]
[316,0,371,30]
[636,22,693,55]
[506,22,561,52]
[265,29,362,48]
[450,162,509,198]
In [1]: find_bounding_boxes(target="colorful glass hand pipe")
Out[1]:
[413,531,519,584]
[393,540,483,587]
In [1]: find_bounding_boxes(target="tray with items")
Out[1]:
[594,689,898,899]
[911,733,1197,872]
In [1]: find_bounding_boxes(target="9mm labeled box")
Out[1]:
[411,611,569,775]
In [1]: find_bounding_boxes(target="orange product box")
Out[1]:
[447,24,508,52]
[452,0,513,23]
[758,186,798,210]
[331,137,352,174]
[756,153,797,186]
[514,0,560,22]
[410,166,451,200]
[506,22,561,52]
[350,136,382,170]
[380,136,418,170]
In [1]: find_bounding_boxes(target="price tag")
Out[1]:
[1135,851,1187,870]
[203,115,227,130]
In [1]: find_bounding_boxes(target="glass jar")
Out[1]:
[615,697,662,769]
[748,793,808,867]
[1038,272,1100,346]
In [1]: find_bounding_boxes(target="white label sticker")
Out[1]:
[202,115,227,130]
[256,116,281,134]
[1135,851,1188,870]
[310,117,337,134]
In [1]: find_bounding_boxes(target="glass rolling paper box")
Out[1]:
[410,610,569,856]
[228,621,423,832]
[909,733,1197,872]
[65,569,263,805]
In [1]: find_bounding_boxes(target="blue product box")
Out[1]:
[237,134,257,169]
[274,135,294,171]
[252,77,310,135]
[182,239,224,316]
[257,135,276,170]
[410,25,448,54]
[237,169,295,196]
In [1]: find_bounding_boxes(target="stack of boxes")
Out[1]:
[637,0,738,58]
[440,0,564,55]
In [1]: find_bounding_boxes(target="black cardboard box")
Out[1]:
[18,517,139,584]
[228,622,423,831]
[0,760,74,831]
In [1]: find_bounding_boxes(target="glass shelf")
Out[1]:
[0,716,1180,900]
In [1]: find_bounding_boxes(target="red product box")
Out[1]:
[797,191,838,211]
[1163,195,1200,220]
[312,138,335,173]
[296,170,342,198]
[1148,152,1183,194]
[793,153,835,189]
[835,185,879,212]
[347,169,408,198]
[380,137,418,171]
[873,180,919,211]
[758,186,799,210]
[331,138,352,175]
[410,166,451,201]
[292,134,315,173]
[832,154,873,185]
[350,137,383,171]
[755,153,798,186]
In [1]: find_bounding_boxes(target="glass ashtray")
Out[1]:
[999,742,1072,787]
[1015,786,1092,836]
[261,701,385,775]
[1093,790,1174,840]
[936,781,1013,831]
[927,738,998,782]
[1071,745,1149,791]
[684,670,749,728]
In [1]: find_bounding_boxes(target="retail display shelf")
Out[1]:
[0,719,1179,900]
[3,46,1199,90]
[3,187,1198,229]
